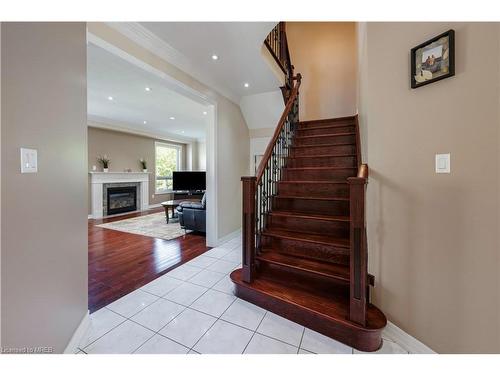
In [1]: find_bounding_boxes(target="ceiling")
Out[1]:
[87,43,209,141]
[138,22,281,101]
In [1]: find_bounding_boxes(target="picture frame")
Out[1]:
[411,29,455,89]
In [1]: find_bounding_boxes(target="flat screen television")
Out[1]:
[172,171,206,191]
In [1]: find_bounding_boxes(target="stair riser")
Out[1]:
[283,168,356,181]
[296,125,355,136]
[290,144,356,157]
[260,234,349,265]
[298,118,356,127]
[288,156,357,168]
[273,197,349,216]
[295,134,355,146]
[257,262,349,289]
[268,215,349,237]
[278,182,349,198]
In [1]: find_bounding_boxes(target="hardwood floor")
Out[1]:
[88,208,210,313]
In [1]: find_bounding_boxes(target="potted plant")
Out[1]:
[98,155,110,172]
[140,158,147,172]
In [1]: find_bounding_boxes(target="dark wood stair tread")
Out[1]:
[259,250,375,286]
[284,166,357,170]
[258,250,350,282]
[288,154,356,159]
[275,195,350,201]
[297,124,355,132]
[299,116,356,126]
[279,180,348,184]
[295,132,356,139]
[262,228,350,248]
[291,142,355,148]
[230,268,385,351]
[270,210,350,222]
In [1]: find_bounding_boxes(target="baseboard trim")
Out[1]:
[217,228,241,246]
[64,310,90,354]
[147,204,162,209]
[384,321,436,354]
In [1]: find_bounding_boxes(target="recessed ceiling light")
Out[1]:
[181,130,185,134]
[107,96,114,101]
[203,111,207,115]
[145,87,152,92]
[143,120,147,124]
[169,117,175,120]
[244,83,249,88]
[211,54,219,60]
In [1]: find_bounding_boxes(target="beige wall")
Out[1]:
[358,22,500,353]
[287,22,357,121]
[88,23,249,241]
[87,126,191,212]
[1,23,88,352]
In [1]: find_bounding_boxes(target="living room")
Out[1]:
[87,35,216,312]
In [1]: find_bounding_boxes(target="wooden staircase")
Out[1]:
[230,22,386,352]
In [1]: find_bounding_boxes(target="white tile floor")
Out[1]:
[77,236,411,354]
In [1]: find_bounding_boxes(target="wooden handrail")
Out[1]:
[264,22,294,102]
[256,74,302,182]
[264,22,292,79]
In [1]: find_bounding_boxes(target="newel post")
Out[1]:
[348,176,368,326]
[241,176,257,283]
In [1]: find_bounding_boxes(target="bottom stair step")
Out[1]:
[230,267,386,352]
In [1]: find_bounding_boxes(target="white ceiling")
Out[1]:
[87,42,209,141]
[138,22,281,101]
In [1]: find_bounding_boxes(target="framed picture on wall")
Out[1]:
[411,29,455,89]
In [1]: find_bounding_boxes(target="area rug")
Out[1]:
[96,212,188,241]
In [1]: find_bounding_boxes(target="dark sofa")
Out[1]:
[176,193,206,233]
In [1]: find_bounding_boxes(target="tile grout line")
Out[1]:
[84,290,188,353]
[187,295,240,353]
[297,327,306,354]
[241,310,268,354]
[98,299,191,353]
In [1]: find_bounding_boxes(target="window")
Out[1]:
[155,142,181,193]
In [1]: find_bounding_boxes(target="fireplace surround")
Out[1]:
[89,172,150,219]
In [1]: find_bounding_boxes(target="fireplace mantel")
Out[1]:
[89,172,150,219]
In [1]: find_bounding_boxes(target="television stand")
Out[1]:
[173,191,205,200]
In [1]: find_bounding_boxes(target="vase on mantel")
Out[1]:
[103,168,109,173]
[143,169,148,173]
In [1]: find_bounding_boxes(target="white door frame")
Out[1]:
[87,32,218,247]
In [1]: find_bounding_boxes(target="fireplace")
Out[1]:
[107,186,137,215]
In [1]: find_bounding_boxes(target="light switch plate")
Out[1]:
[435,153,450,174]
[20,148,38,173]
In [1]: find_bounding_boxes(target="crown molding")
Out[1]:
[105,22,240,105]
[87,116,198,145]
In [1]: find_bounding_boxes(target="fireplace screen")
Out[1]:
[107,186,137,215]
